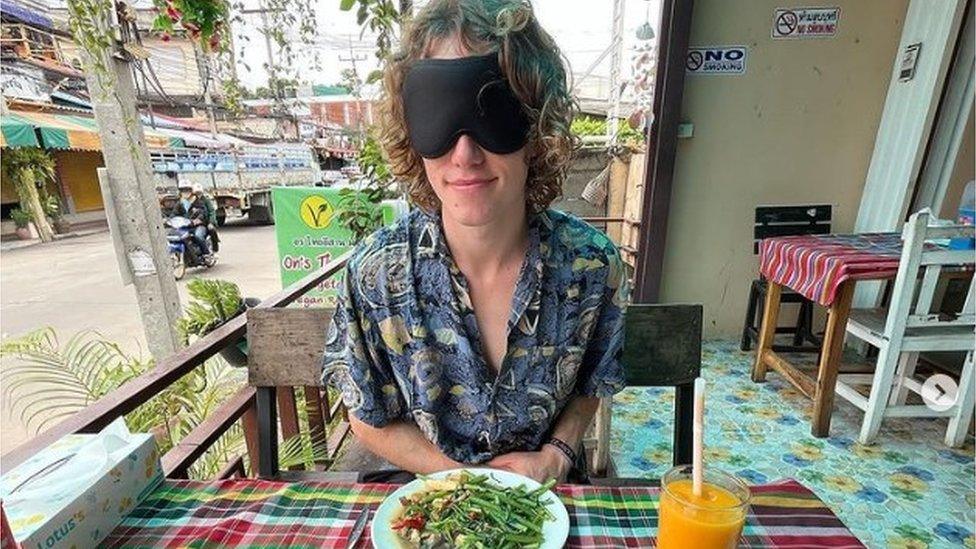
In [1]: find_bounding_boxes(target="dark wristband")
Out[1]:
[545,437,577,466]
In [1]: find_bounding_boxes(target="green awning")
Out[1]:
[57,114,185,149]
[2,111,185,150]
[1,113,41,148]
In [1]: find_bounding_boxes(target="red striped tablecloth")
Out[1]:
[758,233,904,306]
[103,478,865,548]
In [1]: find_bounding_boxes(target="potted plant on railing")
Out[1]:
[176,278,260,367]
[10,208,33,240]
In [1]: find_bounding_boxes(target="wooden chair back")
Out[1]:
[754,205,832,253]
[591,303,703,478]
[622,303,702,467]
[247,308,346,479]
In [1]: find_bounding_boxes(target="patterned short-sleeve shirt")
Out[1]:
[322,207,628,464]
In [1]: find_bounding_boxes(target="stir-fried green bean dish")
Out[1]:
[391,471,556,548]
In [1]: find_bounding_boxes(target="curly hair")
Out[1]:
[376,0,579,213]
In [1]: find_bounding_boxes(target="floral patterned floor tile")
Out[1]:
[610,340,975,549]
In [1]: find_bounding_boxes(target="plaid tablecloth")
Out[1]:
[758,233,904,306]
[104,478,864,548]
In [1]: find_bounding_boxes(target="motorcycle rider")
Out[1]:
[176,183,213,258]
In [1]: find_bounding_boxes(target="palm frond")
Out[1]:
[0,327,59,354]
[35,409,84,432]
[21,400,86,429]
[279,429,330,470]
[1,329,149,435]
[1,327,335,480]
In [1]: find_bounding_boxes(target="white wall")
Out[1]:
[659,0,909,336]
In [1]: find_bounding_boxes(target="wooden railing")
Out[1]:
[1,252,352,477]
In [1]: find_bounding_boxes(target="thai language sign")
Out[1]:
[273,187,399,308]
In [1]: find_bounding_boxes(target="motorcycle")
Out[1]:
[165,215,217,279]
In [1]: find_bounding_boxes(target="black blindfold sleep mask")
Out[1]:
[402,53,530,158]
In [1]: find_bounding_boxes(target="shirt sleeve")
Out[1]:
[321,256,407,428]
[575,247,629,398]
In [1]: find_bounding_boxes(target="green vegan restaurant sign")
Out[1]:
[273,187,398,307]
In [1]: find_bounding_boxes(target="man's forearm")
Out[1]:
[549,395,600,451]
[349,415,463,474]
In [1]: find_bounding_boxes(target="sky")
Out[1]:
[232,0,661,98]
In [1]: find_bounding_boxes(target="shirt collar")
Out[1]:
[415,207,549,333]
[415,206,552,260]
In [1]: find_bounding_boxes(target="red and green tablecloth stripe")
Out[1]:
[103,478,864,548]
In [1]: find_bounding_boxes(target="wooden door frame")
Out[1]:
[632,0,695,303]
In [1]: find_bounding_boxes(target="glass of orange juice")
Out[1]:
[657,464,751,549]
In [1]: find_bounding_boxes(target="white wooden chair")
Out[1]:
[835,210,975,447]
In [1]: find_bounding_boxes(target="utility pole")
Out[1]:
[78,1,183,361]
[240,2,286,136]
[196,45,219,138]
[257,0,276,81]
[606,0,625,147]
[339,41,367,139]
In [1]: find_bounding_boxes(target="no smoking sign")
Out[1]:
[685,46,747,75]
[772,7,840,39]
[776,11,799,35]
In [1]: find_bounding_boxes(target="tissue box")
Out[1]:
[0,420,163,549]
[1,502,14,549]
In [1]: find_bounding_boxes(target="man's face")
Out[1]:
[420,38,529,228]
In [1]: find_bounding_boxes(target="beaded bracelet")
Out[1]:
[545,436,577,467]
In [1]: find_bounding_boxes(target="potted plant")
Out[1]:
[175,278,260,366]
[10,208,33,240]
[44,195,72,235]
[1,148,56,242]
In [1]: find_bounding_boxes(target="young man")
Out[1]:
[176,184,212,258]
[322,0,628,483]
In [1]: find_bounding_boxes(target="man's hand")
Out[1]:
[486,445,572,484]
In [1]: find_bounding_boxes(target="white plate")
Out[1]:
[370,468,569,548]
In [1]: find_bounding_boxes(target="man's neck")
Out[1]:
[441,204,530,278]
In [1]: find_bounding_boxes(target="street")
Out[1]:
[0,220,282,452]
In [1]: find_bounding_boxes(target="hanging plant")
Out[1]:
[66,0,116,91]
[151,0,230,51]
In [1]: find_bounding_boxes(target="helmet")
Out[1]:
[191,183,204,194]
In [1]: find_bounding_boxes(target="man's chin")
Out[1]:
[444,206,497,228]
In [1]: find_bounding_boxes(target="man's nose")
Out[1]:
[449,134,486,166]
